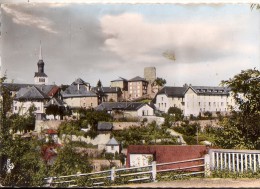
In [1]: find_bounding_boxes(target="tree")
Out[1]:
[96,79,102,87]
[154,77,166,87]
[49,142,92,176]
[215,68,260,149]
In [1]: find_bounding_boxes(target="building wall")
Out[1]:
[64,96,98,109]
[184,88,234,117]
[106,145,120,154]
[155,94,184,113]
[137,105,154,116]
[128,81,148,99]
[13,100,46,115]
[126,145,208,170]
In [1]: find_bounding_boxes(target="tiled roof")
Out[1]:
[124,102,148,111]
[72,78,90,85]
[95,102,128,111]
[92,87,121,94]
[3,83,35,92]
[61,85,97,98]
[34,72,48,77]
[111,77,128,82]
[106,137,119,146]
[189,86,230,95]
[129,76,147,82]
[44,97,67,107]
[15,86,50,100]
[157,86,186,98]
[97,122,113,131]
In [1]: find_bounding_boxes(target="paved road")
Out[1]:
[112,178,260,188]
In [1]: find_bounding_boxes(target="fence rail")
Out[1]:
[44,157,207,187]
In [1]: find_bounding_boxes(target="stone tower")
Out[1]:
[144,67,156,83]
[34,42,48,85]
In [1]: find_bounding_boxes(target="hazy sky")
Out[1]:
[1,1,259,87]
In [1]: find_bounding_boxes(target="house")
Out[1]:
[123,102,154,117]
[106,137,120,154]
[126,145,208,169]
[13,86,50,118]
[153,86,186,113]
[92,86,123,103]
[61,78,98,109]
[12,85,61,120]
[110,77,128,92]
[95,102,155,118]
[128,76,148,100]
[184,86,235,117]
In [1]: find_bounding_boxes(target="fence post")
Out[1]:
[152,161,157,182]
[45,177,53,187]
[204,154,211,177]
[111,167,116,182]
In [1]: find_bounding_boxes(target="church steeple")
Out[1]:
[34,42,48,85]
[39,41,43,60]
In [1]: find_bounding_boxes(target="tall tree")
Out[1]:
[96,79,102,87]
[214,68,260,149]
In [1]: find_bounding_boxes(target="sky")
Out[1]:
[0,1,259,87]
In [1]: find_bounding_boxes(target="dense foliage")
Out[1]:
[213,68,260,149]
[112,121,179,148]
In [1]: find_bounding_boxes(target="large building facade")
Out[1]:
[154,85,236,117]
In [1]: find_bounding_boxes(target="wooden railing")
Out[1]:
[43,156,207,187]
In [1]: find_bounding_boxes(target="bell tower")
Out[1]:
[34,42,48,85]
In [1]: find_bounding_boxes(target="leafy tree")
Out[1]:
[167,107,184,121]
[45,104,69,120]
[49,142,93,176]
[154,77,166,87]
[214,68,260,149]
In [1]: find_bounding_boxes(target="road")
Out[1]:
[112,178,260,188]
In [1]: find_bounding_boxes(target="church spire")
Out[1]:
[39,40,43,60]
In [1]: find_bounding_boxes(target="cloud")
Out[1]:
[100,13,258,64]
[2,5,57,34]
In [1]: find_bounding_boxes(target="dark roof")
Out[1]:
[92,87,121,94]
[3,83,58,96]
[15,86,50,100]
[3,83,35,92]
[95,102,128,111]
[61,85,97,98]
[34,72,48,77]
[44,97,67,108]
[72,78,90,85]
[111,77,128,82]
[157,86,186,98]
[129,76,148,82]
[189,86,230,95]
[124,102,149,111]
[97,122,113,131]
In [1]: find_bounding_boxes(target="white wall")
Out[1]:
[155,94,184,113]
[13,100,45,115]
[106,145,120,154]
[129,154,153,167]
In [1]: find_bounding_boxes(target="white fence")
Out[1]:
[209,149,260,173]
[44,157,207,187]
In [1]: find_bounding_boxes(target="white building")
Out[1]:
[154,85,236,117]
[106,137,120,154]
